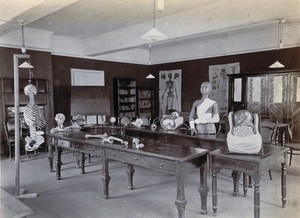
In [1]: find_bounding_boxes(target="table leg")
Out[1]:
[127,164,135,190]
[254,180,260,218]
[56,146,62,180]
[48,139,54,172]
[248,176,253,188]
[101,155,110,199]
[212,169,217,216]
[73,151,80,168]
[243,173,248,197]
[175,164,187,218]
[232,171,241,196]
[199,162,208,215]
[80,152,86,174]
[281,162,287,207]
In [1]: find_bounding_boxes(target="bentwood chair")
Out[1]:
[260,120,279,180]
[285,120,300,166]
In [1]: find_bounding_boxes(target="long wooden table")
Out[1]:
[48,130,210,218]
[210,145,289,218]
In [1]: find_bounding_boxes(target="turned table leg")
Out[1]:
[281,162,287,207]
[101,155,110,199]
[243,173,248,197]
[56,146,62,180]
[254,180,260,218]
[212,169,217,216]
[199,162,208,215]
[80,152,86,174]
[127,164,135,190]
[232,171,241,196]
[175,164,187,218]
[48,139,54,172]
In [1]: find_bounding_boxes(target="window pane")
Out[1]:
[248,77,262,102]
[234,78,242,102]
[273,76,283,103]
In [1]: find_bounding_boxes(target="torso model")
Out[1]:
[189,82,220,134]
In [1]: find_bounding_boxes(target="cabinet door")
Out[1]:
[247,76,265,117]
[290,74,300,124]
[247,75,288,122]
[267,75,288,122]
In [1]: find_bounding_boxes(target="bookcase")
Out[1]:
[137,87,155,121]
[113,78,137,123]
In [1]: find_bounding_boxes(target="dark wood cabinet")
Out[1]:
[113,78,137,123]
[137,87,155,121]
[228,71,300,124]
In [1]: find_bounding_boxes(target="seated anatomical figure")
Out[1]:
[227,110,262,154]
[232,110,255,137]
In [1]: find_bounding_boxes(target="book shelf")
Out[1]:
[137,87,154,121]
[113,78,137,123]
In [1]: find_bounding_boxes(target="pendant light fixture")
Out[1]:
[269,19,285,68]
[146,44,155,79]
[19,21,34,69]
[141,0,166,42]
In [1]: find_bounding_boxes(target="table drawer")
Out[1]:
[105,149,176,173]
[53,138,71,148]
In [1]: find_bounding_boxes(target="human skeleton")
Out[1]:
[23,84,45,151]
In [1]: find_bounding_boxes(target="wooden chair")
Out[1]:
[3,120,29,161]
[260,120,279,180]
[285,120,300,166]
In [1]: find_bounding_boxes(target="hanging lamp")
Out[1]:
[18,21,34,69]
[146,44,155,79]
[269,19,285,68]
[141,0,166,42]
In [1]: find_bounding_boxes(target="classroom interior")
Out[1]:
[1,1,300,218]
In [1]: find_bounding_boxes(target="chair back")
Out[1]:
[260,120,277,145]
[3,120,28,141]
[288,119,300,143]
[3,121,12,142]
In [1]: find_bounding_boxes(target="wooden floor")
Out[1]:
[1,151,300,218]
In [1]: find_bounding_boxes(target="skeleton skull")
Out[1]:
[24,84,37,96]
[55,113,66,128]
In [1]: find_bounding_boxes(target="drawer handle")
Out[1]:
[112,153,117,156]
[160,163,163,167]
[134,157,138,160]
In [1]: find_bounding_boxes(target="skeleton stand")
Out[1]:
[13,54,38,198]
